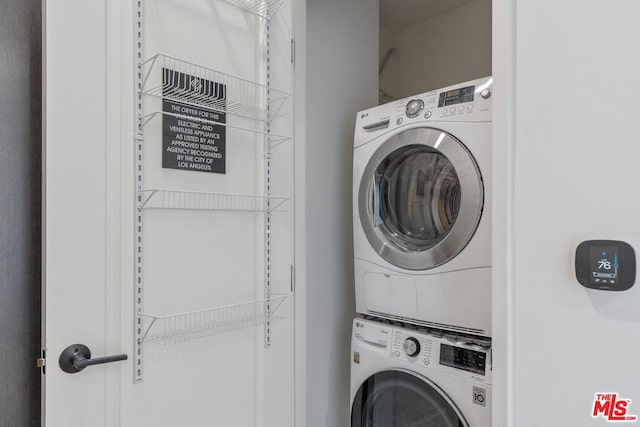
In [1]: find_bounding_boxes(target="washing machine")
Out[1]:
[353,77,492,337]
[350,317,491,426]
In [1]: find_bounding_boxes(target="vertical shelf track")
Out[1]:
[263,13,272,349]
[134,0,145,383]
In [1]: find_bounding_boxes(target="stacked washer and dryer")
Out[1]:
[350,77,493,426]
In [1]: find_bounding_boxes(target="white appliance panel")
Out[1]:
[352,78,492,336]
[350,318,491,426]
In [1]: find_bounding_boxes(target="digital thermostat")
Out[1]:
[575,240,636,291]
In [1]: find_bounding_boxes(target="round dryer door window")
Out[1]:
[351,370,468,427]
[358,127,483,270]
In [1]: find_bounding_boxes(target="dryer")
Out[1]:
[353,77,492,336]
[350,317,491,426]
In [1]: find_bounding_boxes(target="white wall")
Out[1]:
[490,0,515,424]
[380,0,491,99]
[303,0,378,425]
[500,1,640,425]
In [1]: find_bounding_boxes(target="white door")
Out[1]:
[44,1,294,426]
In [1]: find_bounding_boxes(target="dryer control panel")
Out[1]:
[354,77,492,145]
[392,79,491,125]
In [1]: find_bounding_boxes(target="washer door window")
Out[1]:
[359,128,483,270]
[351,370,468,427]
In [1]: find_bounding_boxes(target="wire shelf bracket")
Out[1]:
[139,110,291,148]
[140,54,291,124]
[138,189,289,212]
[222,0,285,20]
[140,294,290,345]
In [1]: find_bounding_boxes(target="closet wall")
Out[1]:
[380,0,491,100]
[300,1,492,425]
[304,0,378,425]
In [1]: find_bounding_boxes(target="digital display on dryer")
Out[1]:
[440,344,486,375]
[438,85,476,107]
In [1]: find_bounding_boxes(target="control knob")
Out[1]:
[403,337,421,357]
[480,88,492,99]
[405,99,424,118]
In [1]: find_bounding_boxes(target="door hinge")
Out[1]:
[37,349,46,374]
[290,265,295,292]
[291,39,295,64]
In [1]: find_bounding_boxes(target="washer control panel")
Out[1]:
[353,318,492,383]
[440,343,487,375]
[391,326,491,380]
[392,330,433,366]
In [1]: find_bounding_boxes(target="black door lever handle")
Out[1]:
[59,344,127,374]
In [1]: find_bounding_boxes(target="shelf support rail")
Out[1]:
[263,9,273,349]
[133,0,145,383]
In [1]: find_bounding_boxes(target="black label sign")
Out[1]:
[162,68,226,174]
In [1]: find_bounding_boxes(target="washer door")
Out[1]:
[358,127,483,270]
[351,370,468,427]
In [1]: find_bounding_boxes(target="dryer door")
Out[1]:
[351,370,468,427]
[358,127,483,270]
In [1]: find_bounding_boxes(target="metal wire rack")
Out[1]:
[222,0,285,20]
[140,294,289,344]
[139,110,291,148]
[138,189,289,212]
[140,54,291,123]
